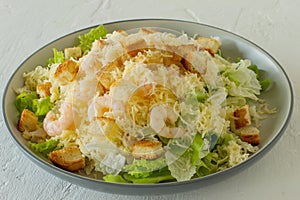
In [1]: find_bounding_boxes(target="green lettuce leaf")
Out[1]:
[47,48,65,66]
[260,78,270,92]
[32,97,53,118]
[122,157,167,178]
[196,152,219,177]
[191,133,204,165]
[167,150,196,182]
[248,64,259,77]
[195,88,208,103]
[224,60,261,100]
[123,168,174,184]
[103,174,128,183]
[29,139,60,158]
[15,91,38,113]
[248,64,270,92]
[78,25,108,54]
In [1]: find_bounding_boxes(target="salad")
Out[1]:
[15,25,275,184]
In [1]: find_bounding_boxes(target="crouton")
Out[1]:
[237,126,260,145]
[36,81,52,98]
[64,46,82,60]
[54,59,79,86]
[49,146,85,172]
[159,44,194,68]
[132,140,164,160]
[97,58,125,90]
[234,104,252,129]
[196,37,221,54]
[17,109,38,132]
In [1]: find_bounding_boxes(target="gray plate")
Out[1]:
[2,19,294,195]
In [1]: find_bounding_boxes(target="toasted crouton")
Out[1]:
[17,109,38,132]
[132,140,164,160]
[97,58,125,90]
[64,46,82,60]
[233,104,252,129]
[54,59,79,86]
[237,126,260,145]
[49,146,85,172]
[36,81,52,98]
[196,37,221,54]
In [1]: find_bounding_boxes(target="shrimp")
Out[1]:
[149,104,185,138]
[43,102,74,136]
[88,94,112,120]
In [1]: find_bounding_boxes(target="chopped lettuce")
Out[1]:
[260,77,270,92]
[123,157,167,178]
[15,91,52,120]
[191,133,204,165]
[196,152,219,177]
[32,97,53,118]
[223,59,261,100]
[195,88,208,103]
[100,152,126,175]
[248,64,270,92]
[248,64,259,76]
[47,48,65,66]
[15,91,38,113]
[122,168,174,184]
[205,133,220,152]
[191,132,242,177]
[120,157,174,184]
[78,25,108,54]
[167,150,196,182]
[164,135,196,181]
[29,139,59,158]
[103,174,128,183]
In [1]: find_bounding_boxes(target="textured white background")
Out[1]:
[0,0,299,199]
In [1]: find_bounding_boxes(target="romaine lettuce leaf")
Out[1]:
[100,152,126,175]
[196,152,218,177]
[78,25,108,54]
[123,157,167,178]
[191,133,204,165]
[121,157,174,184]
[32,97,53,118]
[260,77,270,92]
[15,92,53,120]
[15,91,38,113]
[248,64,270,92]
[167,150,196,182]
[29,139,59,158]
[195,88,208,103]
[47,48,64,66]
[123,168,174,184]
[223,60,261,100]
[103,174,128,183]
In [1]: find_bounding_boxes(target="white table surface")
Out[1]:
[0,0,299,199]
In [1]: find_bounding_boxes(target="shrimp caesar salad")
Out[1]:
[14,25,275,183]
